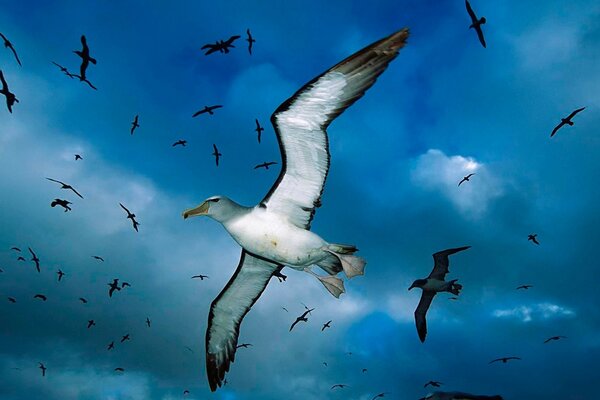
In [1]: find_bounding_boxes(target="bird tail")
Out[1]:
[448,279,462,295]
[325,245,366,278]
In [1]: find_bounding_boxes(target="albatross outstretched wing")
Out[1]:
[206,251,280,391]
[428,246,471,280]
[415,291,435,343]
[263,29,409,229]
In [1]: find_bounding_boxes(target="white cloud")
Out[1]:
[492,302,575,322]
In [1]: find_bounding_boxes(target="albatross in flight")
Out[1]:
[182,28,410,391]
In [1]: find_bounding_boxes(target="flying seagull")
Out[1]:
[489,357,521,364]
[527,234,539,245]
[146,317,151,327]
[246,29,255,54]
[119,203,140,232]
[107,341,114,350]
[0,70,18,113]
[236,343,252,349]
[331,384,348,390]
[201,36,240,55]
[52,61,76,78]
[87,320,96,329]
[130,115,140,135]
[458,173,475,187]
[420,392,502,400]
[516,284,533,290]
[0,33,22,66]
[8,297,16,303]
[192,274,209,280]
[322,320,332,331]
[254,161,278,170]
[120,333,130,343]
[29,247,40,273]
[38,363,47,377]
[108,279,121,297]
[362,368,368,373]
[92,256,104,262]
[57,269,65,282]
[465,0,487,48]
[114,367,125,373]
[289,308,315,332]
[182,28,409,391]
[551,107,585,137]
[75,154,83,160]
[34,294,47,301]
[51,199,72,212]
[73,35,96,80]
[371,393,389,400]
[544,335,567,343]
[254,119,264,143]
[192,105,223,117]
[409,246,470,342]
[79,297,88,304]
[10,247,21,252]
[172,140,187,147]
[212,144,222,167]
[425,381,443,388]
[46,178,84,199]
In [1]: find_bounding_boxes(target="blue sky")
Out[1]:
[0,1,599,399]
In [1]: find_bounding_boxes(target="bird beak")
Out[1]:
[408,284,415,291]
[182,201,209,219]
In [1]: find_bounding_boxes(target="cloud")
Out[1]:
[492,302,575,322]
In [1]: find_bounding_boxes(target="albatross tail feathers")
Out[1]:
[325,246,366,278]
[448,279,462,296]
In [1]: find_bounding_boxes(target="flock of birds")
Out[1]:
[0,2,589,400]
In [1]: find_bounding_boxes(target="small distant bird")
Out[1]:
[201,36,240,55]
[87,320,96,328]
[8,297,16,303]
[0,70,19,113]
[425,381,443,388]
[448,296,459,300]
[0,33,22,66]
[52,62,76,78]
[107,341,114,350]
[92,256,104,262]
[130,115,139,135]
[193,105,223,117]
[236,343,252,349]
[75,154,83,160]
[46,178,84,199]
[51,199,72,212]
[38,362,47,377]
[146,317,151,327]
[120,333,130,343]
[410,246,470,342]
[191,274,209,280]
[362,368,368,373]
[10,247,21,252]
[282,307,288,312]
[29,247,40,273]
[254,119,264,143]
[527,234,539,245]
[172,140,187,147]
[321,320,332,331]
[121,282,131,288]
[254,161,277,170]
[323,362,328,367]
[489,357,521,364]
[246,29,255,54]
[119,203,140,232]
[57,269,65,282]
[114,367,125,373]
[183,390,190,396]
[544,335,567,344]
[212,144,222,167]
[289,308,314,331]
[551,107,585,137]
[79,297,88,304]
[420,392,503,400]
[465,0,487,48]
[17,256,25,261]
[371,393,389,400]
[331,384,348,390]
[73,35,96,80]
[516,285,533,290]
[458,173,475,187]
[34,294,47,301]
[108,279,121,297]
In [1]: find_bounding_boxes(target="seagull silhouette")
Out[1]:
[466,0,487,48]
[46,178,84,199]
[120,334,130,343]
[114,367,125,373]
[87,320,96,328]
[528,234,539,245]
[0,33,22,66]
[236,343,252,349]
[371,393,389,400]
[130,115,139,135]
[119,203,140,232]
[544,335,567,343]
[289,308,314,331]
[516,284,533,290]
[425,381,443,388]
[254,161,278,170]
[212,144,222,167]
[458,173,475,186]
[75,154,83,160]
[51,199,72,212]
[107,341,114,350]
[29,247,40,273]
[146,317,151,327]
[0,70,19,113]
[254,118,264,143]
[57,269,65,282]
[79,297,88,304]
[38,362,47,377]
[172,140,187,147]
[108,279,121,297]
[489,357,521,364]
[10,247,21,252]
[321,320,332,331]
[92,256,104,262]
[34,294,47,301]
[246,29,255,54]
[551,107,585,137]
[191,274,209,280]
[73,35,96,80]
[193,105,223,117]
[331,384,348,389]
[8,297,16,303]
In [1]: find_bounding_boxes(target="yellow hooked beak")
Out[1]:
[182,201,209,219]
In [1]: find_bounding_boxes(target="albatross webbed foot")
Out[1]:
[304,268,345,298]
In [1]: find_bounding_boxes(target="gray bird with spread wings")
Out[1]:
[182,28,410,391]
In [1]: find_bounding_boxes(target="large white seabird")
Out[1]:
[183,28,409,391]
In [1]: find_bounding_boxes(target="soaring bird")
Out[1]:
[322,320,332,331]
[0,33,22,66]
[255,119,264,143]
[458,173,475,186]
[489,357,521,364]
[57,269,65,282]
[527,234,539,245]
[212,144,222,167]
[29,247,41,273]
[114,367,125,373]
[425,381,443,388]
[0,70,19,113]
[409,246,470,342]
[34,294,47,301]
[146,317,151,328]
[172,140,187,147]
[516,284,533,290]
[551,107,585,137]
[200,35,240,55]
[236,343,252,349]
[8,297,16,303]
[107,341,114,351]
[254,161,278,170]
[51,199,72,212]
[130,115,140,135]
[108,279,121,297]
[10,247,21,252]
[92,255,104,262]
[544,335,567,344]
[87,320,96,329]
[246,29,255,54]
[192,105,222,117]
[290,308,314,332]
[79,297,88,304]
[191,274,209,280]
[331,384,348,389]
[75,154,83,160]
[52,61,76,78]
[371,393,389,400]
[38,362,47,377]
[465,0,487,48]
[73,35,96,80]
[119,203,140,232]
[46,178,84,199]
[182,28,408,391]
[120,334,130,343]
[420,392,502,400]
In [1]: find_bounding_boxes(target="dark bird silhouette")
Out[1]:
[489,357,521,364]
[236,343,252,349]
[87,320,96,329]
[108,279,121,297]
[409,246,470,342]
[420,392,503,400]
[246,29,255,54]
[528,234,539,245]
[183,390,190,396]
[191,274,209,280]
[75,154,83,160]
[516,284,533,290]
[282,307,289,312]
[73,35,96,79]
[466,0,487,48]
[551,107,585,137]
[38,362,47,377]
[192,105,223,117]
[321,320,332,331]
[130,115,139,135]
[254,161,278,170]
[323,362,328,367]
[290,308,314,331]
[120,334,130,343]
[34,294,47,301]
[331,384,348,389]
[119,203,140,232]
[79,297,88,304]
[51,199,72,212]
[0,70,19,113]
[11,247,21,252]
[425,381,443,388]
[121,282,131,288]
[212,144,222,167]
[362,368,368,373]
[146,317,151,327]
[201,36,240,55]
[46,178,84,199]
[114,367,125,373]
[92,256,104,262]
[57,269,65,282]
[17,256,25,261]
[371,393,389,400]
[458,173,475,186]
[107,341,114,351]
[448,296,459,300]
[8,297,16,303]
[52,61,76,78]
[0,33,22,66]
[254,118,264,143]
[29,247,40,273]
[172,140,187,147]
[544,335,567,343]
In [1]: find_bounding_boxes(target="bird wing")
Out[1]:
[8,44,21,66]
[263,29,409,229]
[205,251,280,391]
[550,121,565,137]
[465,0,477,22]
[0,70,7,91]
[192,108,207,117]
[46,177,66,185]
[567,107,585,119]
[428,246,471,280]
[119,203,131,214]
[69,186,84,199]
[414,290,435,342]
[475,26,487,48]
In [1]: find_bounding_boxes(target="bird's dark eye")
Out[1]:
[210,198,220,203]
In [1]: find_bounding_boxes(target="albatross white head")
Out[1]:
[182,196,244,223]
